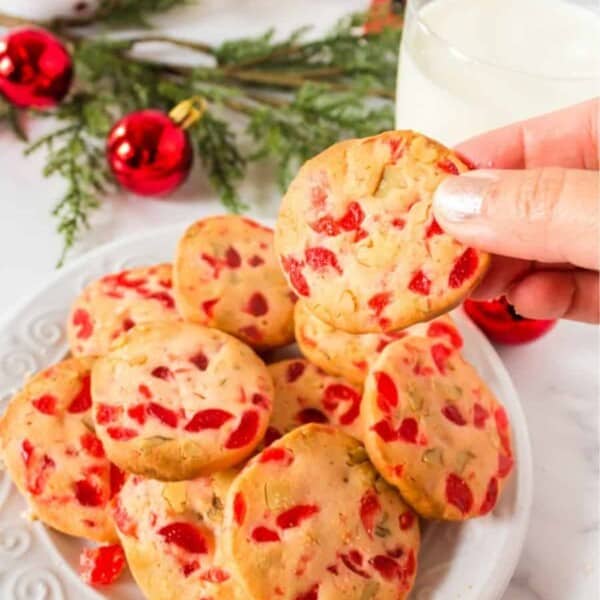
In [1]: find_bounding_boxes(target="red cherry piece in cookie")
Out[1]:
[81,433,105,458]
[225,246,242,268]
[445,474,474,515]
[276,504,319,529]
[296,584,319,600]
[323,383,361,425]
[436,158,459,175]
[431,343,452,374]
[283,256,310,297]
[107,427,138,441]
[425,218,444,238]
[305,247,342,274]
[286,361,306,383]
[449,248,479,289]
[480,477,498,515]
[359,489,381,538]
[109,464,126,498]
[184,409,233,432]
[79,544,126,586]
[398,418,418,443]
[368,292,391,318]
[245,292,268,317]
[73,309,94,339]
[96,404,122,425]
[251,526,281,543]
[151,366,174,381]
[75,479,104,507]
[233,492,246,526]
[442,404,466,426]
[147,403,178,428]
[427,321,463,349]
[201,298,219,318]
[158,522,208,554]
[369,555,400,580]
[374,371,397,413]
[372,419,398,442]
[473,403,490,429]
[67,375,93,413]
[225,411,260,449]
[399,510,415,530]
[259,447,294,465]
[408,270,431,295]
[32,394,57,415]
[189,351,209,371]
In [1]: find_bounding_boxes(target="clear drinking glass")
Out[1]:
[395,0,600,145]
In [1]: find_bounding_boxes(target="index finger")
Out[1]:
[456,98,599,170]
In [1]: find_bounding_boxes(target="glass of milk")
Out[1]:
[395,0,600,145]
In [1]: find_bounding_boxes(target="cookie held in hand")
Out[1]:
[275,130,489,333]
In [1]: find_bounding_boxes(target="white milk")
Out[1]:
[395,0,600,144]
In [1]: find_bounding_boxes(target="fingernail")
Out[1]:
[433,171,497,222]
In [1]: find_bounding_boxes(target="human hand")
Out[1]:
[433,98,599,323]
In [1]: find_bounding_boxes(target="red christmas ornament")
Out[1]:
[463,297,556,345]
[106,106,197,197]
[0,28,73,108]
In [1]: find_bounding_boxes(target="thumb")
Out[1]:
[433,168,599,270]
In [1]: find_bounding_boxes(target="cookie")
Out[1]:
[275,130,490,333]
[266,359,363,444]
[91,321,274,481]
[112,471,245,600]
[68,263,180,357]
[223,424,420,600]
[362,336,514,520]
[295,300,463,385]
[0,357,120,542]
[174,215,296,350]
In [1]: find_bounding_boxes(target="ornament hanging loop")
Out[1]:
[169,96,207,130]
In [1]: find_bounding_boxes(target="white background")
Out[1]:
[0,1,598,599]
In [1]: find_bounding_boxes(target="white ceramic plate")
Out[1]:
[0,218,533,600]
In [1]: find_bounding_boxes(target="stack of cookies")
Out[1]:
[0,131,514,600]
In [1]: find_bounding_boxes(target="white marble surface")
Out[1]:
[0,1,598,599]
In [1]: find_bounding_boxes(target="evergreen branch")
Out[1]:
[192,113,247,213]
[2,9,401,264]
[25,97,111,266]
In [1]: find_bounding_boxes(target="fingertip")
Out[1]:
[506,272,573,320]
[506,270,600,323]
